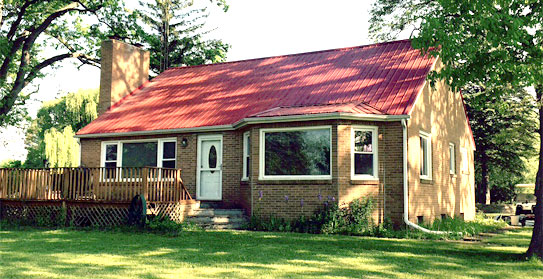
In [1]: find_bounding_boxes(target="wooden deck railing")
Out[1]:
[0,167,192,203]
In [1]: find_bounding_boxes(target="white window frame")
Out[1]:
[351,126,379,180]
[449,143,456,175]
[160,140,177,169]
[103,143,118,168]
[242,131,250,181]
[259,126,333,180]
[419,131,432,180]
[100,138,177,169]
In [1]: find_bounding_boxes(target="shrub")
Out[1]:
[247,198,376,235]
[145,215,201,236]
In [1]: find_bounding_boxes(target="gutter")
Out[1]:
[401,119,448,234]
[75,113,410,139]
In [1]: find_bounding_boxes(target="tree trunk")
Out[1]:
[479,152,490,204]
[527,85,543,260]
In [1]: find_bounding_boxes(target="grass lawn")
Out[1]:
[0,227,541,279]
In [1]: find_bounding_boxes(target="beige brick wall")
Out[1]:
[406,60,476,223]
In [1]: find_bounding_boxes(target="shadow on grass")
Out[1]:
[0,228,541,279]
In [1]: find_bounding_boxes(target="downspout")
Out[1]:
[402,119,448,234]
[77,138,82,167]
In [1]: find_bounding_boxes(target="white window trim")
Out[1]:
[351,125,379,180]
[100,138,177,169]
[242,131,250,181]
[449,142,456,175]
[420,131,432,180]
[259,126,333,180]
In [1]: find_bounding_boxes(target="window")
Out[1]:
[420,131,432,180]
[351,126,378,179]
[161,141,176,168]
[104,144,118,168]
[104,143,118,179]
[259,126,332,180]
[101,138,176,169]
[122,142,158,168]
[449,143,456,175]
[242,132,250,181]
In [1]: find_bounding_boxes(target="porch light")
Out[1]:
[181,138,188,148]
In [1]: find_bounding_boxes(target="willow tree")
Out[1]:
[370,0,543,259]
[24,88,98,168]
[44,126,79,167]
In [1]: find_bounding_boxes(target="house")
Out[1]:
[76,39,476,226]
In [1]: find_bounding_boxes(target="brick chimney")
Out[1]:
[98,39,150,115]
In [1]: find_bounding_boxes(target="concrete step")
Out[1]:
[205,223,245,230]
[186,208,247,230]
[189,208,245,217]
[188,216,247,224]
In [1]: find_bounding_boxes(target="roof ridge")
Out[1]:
[164,39,412,71]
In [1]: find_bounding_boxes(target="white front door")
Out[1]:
[197,135,222,200]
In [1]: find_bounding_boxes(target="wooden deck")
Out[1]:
[0,167,192,203]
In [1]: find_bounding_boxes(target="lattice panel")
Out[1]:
[1,203,63,225]
[70,205,129,227]
[147,203,191,223]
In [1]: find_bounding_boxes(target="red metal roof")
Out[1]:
[77,39,436,136]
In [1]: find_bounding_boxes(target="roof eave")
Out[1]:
[75,113,410,139]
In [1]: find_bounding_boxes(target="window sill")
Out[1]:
[350,179,379,185]
[420,178,433,184]
[256,179,333,185]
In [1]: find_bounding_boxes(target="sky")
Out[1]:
[0,0,381,162]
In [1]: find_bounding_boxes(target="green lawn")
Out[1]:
[0,227,541,279]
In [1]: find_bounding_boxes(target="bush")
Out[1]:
[247,198,377,235]
[145,215,201,236]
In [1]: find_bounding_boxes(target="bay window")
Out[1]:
[351,126,378,179]
[259,126,332,180]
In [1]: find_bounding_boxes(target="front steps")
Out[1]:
[187,207,247,229]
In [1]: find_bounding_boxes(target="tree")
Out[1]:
[463,85,537,204]
[0,159,23,168]
[44,126,79,167]
[24,88,98,168]
[136,0,229,74]
[370,0,543,259]
[0,0,139,128]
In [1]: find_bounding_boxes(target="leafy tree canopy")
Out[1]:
[0,0,141,128]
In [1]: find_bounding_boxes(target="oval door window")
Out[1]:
[208,145,217,170]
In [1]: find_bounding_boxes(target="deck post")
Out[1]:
[142,168,149,201]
